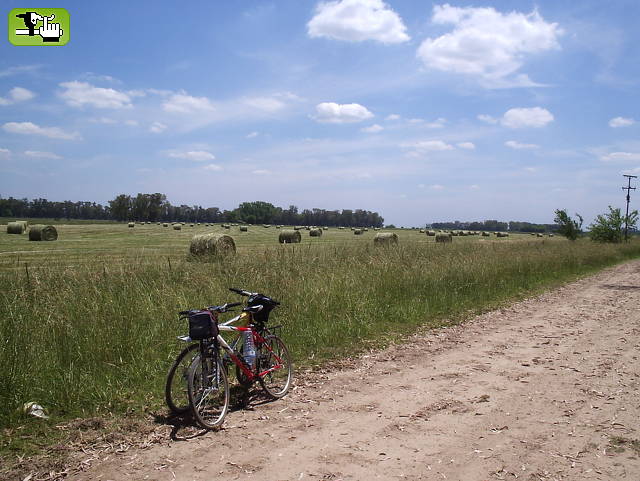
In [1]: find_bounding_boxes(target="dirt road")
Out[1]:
[69,261,640,481]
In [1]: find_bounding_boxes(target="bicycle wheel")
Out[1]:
[258,335,293,399]
[165,343,199,415]
[187,352,229,429]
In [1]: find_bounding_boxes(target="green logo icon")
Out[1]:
[9,8,69,46]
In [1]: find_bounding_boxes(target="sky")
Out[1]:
[1,0,639,227]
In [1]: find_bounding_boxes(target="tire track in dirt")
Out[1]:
[67,260,640,481]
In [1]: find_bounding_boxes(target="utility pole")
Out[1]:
[623,174,637,242]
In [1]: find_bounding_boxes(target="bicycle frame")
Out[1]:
[217,312,285,382]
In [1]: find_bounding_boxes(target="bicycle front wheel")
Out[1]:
[187,353,230,429]
[165,343,199,415]
[258,335,293,399]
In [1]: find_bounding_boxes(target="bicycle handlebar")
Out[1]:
[229,288,280,305]
[178,302,242,317]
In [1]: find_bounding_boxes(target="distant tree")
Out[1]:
[588,206,638,243]
[554,209,583,241]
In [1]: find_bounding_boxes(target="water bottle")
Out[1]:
[242,331,256,370]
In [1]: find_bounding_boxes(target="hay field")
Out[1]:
[3,220,639,445]
[0,222,550,269]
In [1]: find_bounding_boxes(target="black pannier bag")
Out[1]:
[247,294,278,323]
[189,311,218,340]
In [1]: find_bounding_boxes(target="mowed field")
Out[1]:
[2,220,640,466]
[0,222,545,268]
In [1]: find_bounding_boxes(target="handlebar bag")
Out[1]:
[247,294,277,323]
[188,311,219,340]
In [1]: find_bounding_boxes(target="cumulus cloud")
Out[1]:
[601,152,640,162]
[307,0,409,44]
[386,114,401,121]
[2,121,81,140]
[360,124,384,133]
[59,81,132,109]
[0,148,10,157]
[609,117,635,128]
[24,150,62,159]
[0,87,35,106]
[407,140,454,152]
[501,107,554,128]
[203,163,223,171]
[505,140,540,149]
[163,92,215,113]
[168,150,216,162]
[417,4,562,87]
[457,142,476,150]
[246,131,259,139]
[149,122,167,134]
[477,114,498,124]
[313,102,374,123]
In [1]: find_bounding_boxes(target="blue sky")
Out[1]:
[1,0,639,226]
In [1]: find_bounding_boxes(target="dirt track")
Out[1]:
[68,260,640,481]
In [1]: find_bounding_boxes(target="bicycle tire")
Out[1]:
[187,352,230,429]
[258,335,293,399]
[165,343,199,415]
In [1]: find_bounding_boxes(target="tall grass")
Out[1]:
[1,239,640,430]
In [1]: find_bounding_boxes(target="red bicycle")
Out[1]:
[182,288,292,429]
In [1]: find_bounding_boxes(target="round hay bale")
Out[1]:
[294,226,304,231]
[548,233,554,237]
[419,229,425,233]
[427,230,436,236]
[263,224,271,228]
[536,233,543,238]
[189,233,236,258]
[481,231,490,237]
[128,222,135,228]
[240,225,248,232]
[173,224,182,230]
[276,225,282,229]
[279,230,301,244]
[163,223,169,227]
[339,226,345,230]
[16,220,28,230]
[28,225,58,241]
[496,232,509,238]
[323,227,328,230]
[224,225,231,230]
[6,222,25,234]
[309,228,322,237]
[436,233,452,243]
[190,224,194,227]
[354,229,363,235]
[374,232,398,245]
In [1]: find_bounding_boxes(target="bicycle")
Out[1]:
[170,288,293,429]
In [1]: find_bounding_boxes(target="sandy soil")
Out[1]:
[63,260,640,481]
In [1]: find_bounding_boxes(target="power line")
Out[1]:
[623,174,637,242]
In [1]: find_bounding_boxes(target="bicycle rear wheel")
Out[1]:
[165,343,199,415]
[187,353,229,429]
[258,335,292,399]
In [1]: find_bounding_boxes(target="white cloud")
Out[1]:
[252,169,271,175]
[430,184,445,190]
[386,114,401,121]
[505,140,539,149]
[609,117,635,128]
[168,150,215,162]
[313,102,374,123]
[88,117,118,124]
[59,81,132,109]
[417,5,562,87]
[0,87,35,105]
[162,92,215,113]
[470,184,480,189]
[246,131,259,139]
[0,148,10,157]
[407,140,454,152]
[424,117,447,128]
[124,120,138,126]
[501,107,554,128]
[307,0,409,44]
[360,124,384,133]
[457,142,476,150]
[524,167,537,172]
[203,163,223,171]
[149,122,167,134]
[242,96,286,113]
[478,114,498,124]
[601,152,640,162]
[24,150,62,159]
[2,121,81,140]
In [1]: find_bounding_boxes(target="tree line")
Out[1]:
[430,220,558,233]
[0,194,384,227]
